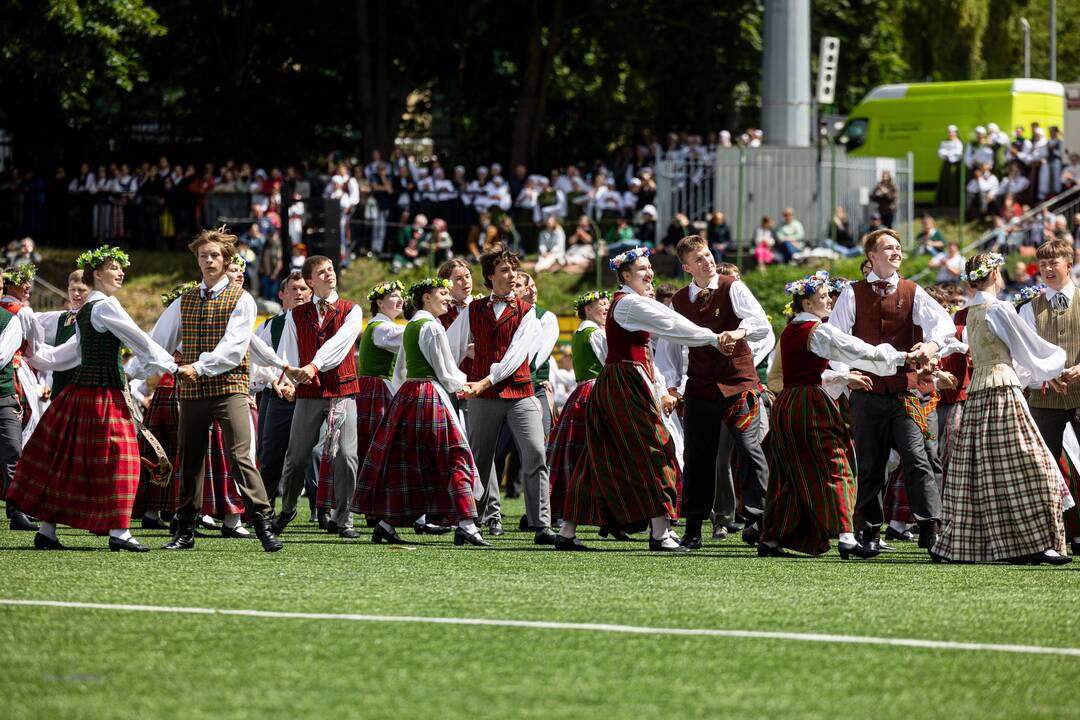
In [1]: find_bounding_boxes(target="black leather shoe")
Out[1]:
[339,528,360,539]
[598,525,635,541]
[1023,551,1073,566]
[884,526,916,542]
[221,525,252,539]
[9,511,39,532]
[518,514,529,531]
[917,520,940,550]
[414,520,453,535]
[929,550,947,563]
[252,518,283,552]
[140,516,169,530]
[534,529,557,546]
[317,510,329,530]
[270,510,295,536]
[197,516,219,531]
[487,520,505,537]
[109,536,150,553]
[454,527,493,547]
[34,532,65,550]
[162,531,195,550]
[554,534,594,551]
[838,541,880,559]
[371,523,410,545]
[741,521,761,546]
[649,536,690,553]
[326,520,339,535]
[756,543,796,558]
[680,535,703,550]
[712,525,729,541]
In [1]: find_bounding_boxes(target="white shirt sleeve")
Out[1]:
[420,320,467,394]
[372,320,405,352]
[487,307,539,385]
[278,311,300,368]
[589,328,608,364]
[613,293,719,348]
[749,326,776,367]
[248,332,286,371]
[828,285,856,335]
[809,321,907,376]
[729,281,771,342]
[445,308,471,365]
[35,310,63,347]
[0,319,24,368]
[190,293,259,377]
[390,341,407,394]
[254,318,273,347]
[92,296,178,376]
[653,338,685,392]
[530,312,560,372]
[913,285,959,347]
[985,302,1066,384]
[150,299,183,355]
[1019,301,1038,332]
[16,306,39,357]
[310,305,363,372]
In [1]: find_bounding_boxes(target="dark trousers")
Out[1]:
[681,392,768,525]
[851,391,940,531]
[1030,406,1077,465]
[258,391,295,508]
[0,398,21,517]
[177,394,271,526]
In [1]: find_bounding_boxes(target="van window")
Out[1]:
[840,118,868,150]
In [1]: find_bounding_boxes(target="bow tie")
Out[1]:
[450,299,467,310]
[1051,292,1070,311]
[872,280,892,297]
[491,293,514,304]
[696,288,712,304]
[318,299,334,315]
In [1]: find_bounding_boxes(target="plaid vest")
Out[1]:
[1028,291,1080,409]
[293,298,360,399]
[178,283,250,400]
[72,301,125,389]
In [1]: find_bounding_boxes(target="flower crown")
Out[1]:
[2,264,36,286]
[407,277,451,296]
[367,280,404,303]
[572,290,612,313]
[1012,283,1047,307]
[828,277,850,294]
[76,245,130,271]
[960,253,1004,282]
[229,254,247,271]
[161,280,199,308]
[609,247,650,270]
[784,270,830,297]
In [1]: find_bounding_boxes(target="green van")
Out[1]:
[839,78,1064,203]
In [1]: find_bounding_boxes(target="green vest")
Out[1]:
[571,325,603,381]
[403,318,437,380]
[0,308,15,397]
[51,310,79,397]
[269,312,287,352]
[530,306,551,384]
[357,319,397,380]
[72,301,125,389]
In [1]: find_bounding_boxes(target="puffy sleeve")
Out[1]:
[93,296,177,377]
[612,293,718,348]
[985,302,1065,383]
[420,320,467,394]
[809,321,907,376]
[588,328,608,364]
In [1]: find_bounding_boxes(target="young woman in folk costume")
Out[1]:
[557,248,726,552]
[0,264,49,444]
[758,270,916,559]
[7,246,177,551]
[934,253,1073,565]
[546,290,610,527]
[354,278,488,547]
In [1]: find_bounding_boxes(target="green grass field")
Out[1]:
[1,496,1078,719]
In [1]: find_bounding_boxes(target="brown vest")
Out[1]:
[1027,291,1080,410]
[671,276,759,399]
[851,279,920,394]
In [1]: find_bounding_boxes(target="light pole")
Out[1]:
[1020,17,1030,78]
[1050,0,1057,82]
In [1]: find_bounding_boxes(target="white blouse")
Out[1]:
[969,292,1066,386]
[611,286,719,348]
[392,310,467,394]
[791,312,907,376]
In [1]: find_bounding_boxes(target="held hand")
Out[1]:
[39,386,51,402]
[716,332,738,356]
[1061,365,1080,385]
[660,394,678,416]
[177,364,198,383]
[288,363,317,385]
[1049,377,1071,395]
[466,377,493,399]
[908,342,939,367]
[934,370,957,390]
[280,383,296,402]
[847,371,873,392]
[667,388,682,402]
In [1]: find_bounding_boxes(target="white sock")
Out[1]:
[109,529,133,541]
[201,515,214,525]
[223,513,241,529]
[457,519,479,534]
[889,520,910,532]
[558,521,577,539]
[39,521,57,540]
[1073,536,1080,544]
[839,532,856,545]
[416,514,427,525]
[378,520,396,534]
[1045,548,1061,557]
[144,511,159,521]
[650,516,678,548]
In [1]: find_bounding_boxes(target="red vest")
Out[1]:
[293,299,360,399]
[671,277,759,399]
[467,297,533,400]
[605,293,653,375]
[442,301,472,376]
[780,320,830,387]
[938,306,971,404]
[851,279,920,394]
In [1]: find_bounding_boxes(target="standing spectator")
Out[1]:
[775,207,804,263]
[963,126,994,171]
[45,166,70,244]
[260,229,284,300]
[706,211,731,262]
[508,163,528,200]
[871,171,898,228]
[535,214,566,272]
[287,191,305,250]
[937,124,963,208]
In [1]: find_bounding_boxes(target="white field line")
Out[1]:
[1,598,1078,658]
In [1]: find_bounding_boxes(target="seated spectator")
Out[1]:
[823,206,861,257]
[1062,153,1080,190]
[234,239,259,295]
[496,213,521,253]
[775,207,804,262]
[753,216,775,272]
[915,214,945,255]
[535,214,566,272]
[240,222,266,258]
[635,204,657,245]
[535,177,566,221]
[467,210,498,259]
[605,216,637,253]
[7,236,41,268]
[1073,213,1080,248]
[706,211,731,262]
[996,161,1030,204]
[565,214,597,273]
[929,242,964,283]
[422,217,454,266]
[656,212,690,259]
[393,213,429,273]
[966,162,999,220]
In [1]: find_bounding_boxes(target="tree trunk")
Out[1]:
[510,0,551,168]
[355,0,377,156]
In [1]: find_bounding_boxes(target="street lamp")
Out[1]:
[1020,17,1030,78]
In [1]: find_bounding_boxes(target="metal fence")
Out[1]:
[655,146,915,258]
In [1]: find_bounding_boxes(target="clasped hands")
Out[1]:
[715,329,745,356]
[459,376,493,400]
[1045,364,1080,395]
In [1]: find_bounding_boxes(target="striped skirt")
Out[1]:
[546,379,594,518]
[564,362,679,527]
[7,386,140,532]
[352,379,478,526]
[761,385,856,555]
[316,377,391,510]
[936,386,1066,562]
[133,382,179,515]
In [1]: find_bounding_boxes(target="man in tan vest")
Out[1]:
[829,229,955,553]
[1020,238,1080,553]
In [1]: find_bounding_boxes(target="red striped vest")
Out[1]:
[293,298,360,399]
[467,296,533,400]
[441,301,472,376]
[779,320,829,387]
[605,293,652,377]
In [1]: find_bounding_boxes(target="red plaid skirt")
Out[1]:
[7,386,140,532]
[353,379,477,526]
[133,382,179,515]
[546,379,594,517]
[316,377,391,510]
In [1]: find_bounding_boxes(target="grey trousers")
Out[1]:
[279,397,358,527]
[851,391,940,530]
[468,396,550,529]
